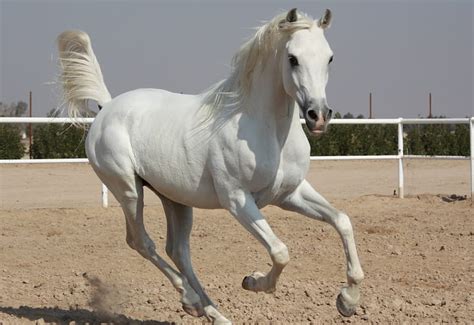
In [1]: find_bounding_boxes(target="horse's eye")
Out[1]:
[288,55,299,67]
[329,55,334,64]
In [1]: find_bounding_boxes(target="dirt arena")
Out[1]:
[0,160,472,324]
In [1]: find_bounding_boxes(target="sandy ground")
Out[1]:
[0,160,472,324]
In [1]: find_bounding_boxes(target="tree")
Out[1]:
[453,124,469,156]
[0,124,25,159]
[0,101,27,117]
[30,109,87,159]
[420,124,450,156]
[406,125,425,155]
[343,112,354,119]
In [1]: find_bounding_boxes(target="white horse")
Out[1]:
[57,8,364,324]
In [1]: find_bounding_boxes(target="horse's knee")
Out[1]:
[126,234,156,258]
[271,242,289,267]
[118,189,140,203]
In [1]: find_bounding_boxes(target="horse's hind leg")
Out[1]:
[101,173,203,317]
[159,195,231,324]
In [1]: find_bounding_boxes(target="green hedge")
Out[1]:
[2,112,469,160]
[0,124,25,159]
[306,115,469,157]
[31,124,87,159]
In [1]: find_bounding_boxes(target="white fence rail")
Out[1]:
[1,116,473,204]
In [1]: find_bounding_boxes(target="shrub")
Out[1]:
[31,123,87,159]
[0,124,25,159]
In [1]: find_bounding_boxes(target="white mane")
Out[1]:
[198,11,314,125]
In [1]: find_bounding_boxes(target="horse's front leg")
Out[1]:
[279,180,364,317]
[221,190,289,293]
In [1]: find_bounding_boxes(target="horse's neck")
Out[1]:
[245,60,296,142]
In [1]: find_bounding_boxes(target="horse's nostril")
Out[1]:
[307,110,318,121]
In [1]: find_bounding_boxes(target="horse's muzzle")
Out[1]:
[304,107,332,135]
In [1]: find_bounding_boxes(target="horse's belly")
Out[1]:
[134,136,222,209]
[143,167,221,209]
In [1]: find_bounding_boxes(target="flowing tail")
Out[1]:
[57,30,112,119]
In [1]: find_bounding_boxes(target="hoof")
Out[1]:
[336,293,357,317]
[182,302,205,317]
[241,275,256,291]
[241,272,272,293]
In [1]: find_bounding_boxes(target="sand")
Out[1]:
[0,160,472,324]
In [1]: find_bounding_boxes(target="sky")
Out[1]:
[1,0,473,118]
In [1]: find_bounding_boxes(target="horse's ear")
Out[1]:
[286,8,298,23]
[318,9,332,29]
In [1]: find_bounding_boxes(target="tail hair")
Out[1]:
[57,30,112,120]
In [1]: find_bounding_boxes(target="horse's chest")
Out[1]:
[216,116,310,206]
[250,141,310,207]
[251,163,305,208]
[236,141,280,190]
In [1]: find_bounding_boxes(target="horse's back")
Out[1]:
[95,88,200,123]
[88,88,201,154]
[86,88,220,208]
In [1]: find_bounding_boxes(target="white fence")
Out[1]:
[1,116,473,205]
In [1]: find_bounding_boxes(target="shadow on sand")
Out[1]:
[0,305,173,324]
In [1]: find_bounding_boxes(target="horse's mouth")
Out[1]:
[311,129,324,135]
[309,126,326,136]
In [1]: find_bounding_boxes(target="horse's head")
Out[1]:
[280,8,334,135]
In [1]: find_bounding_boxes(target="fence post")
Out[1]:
[470,117,474,201]
[102,183,109,208]
[398,118,404,198]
